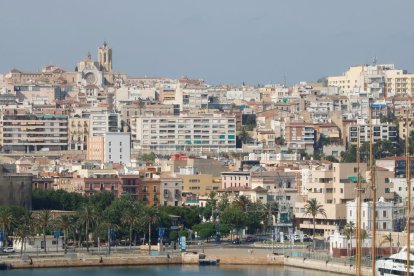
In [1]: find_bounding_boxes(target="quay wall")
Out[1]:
[284,256,371,276]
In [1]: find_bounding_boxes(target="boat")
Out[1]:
[376,246,414,275]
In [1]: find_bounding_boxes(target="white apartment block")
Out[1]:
[347,120,397,145]
[104,132,131,164]
[89,111,119,137]
[132,114,236,153]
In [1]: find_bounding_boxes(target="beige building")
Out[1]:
[86,136,104,161]
[221,171,251,189]
[180,174,220,196]
[68,116,90,150]
[295,163,394,237]
[1,114,68,152]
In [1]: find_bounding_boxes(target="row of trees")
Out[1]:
[0,196,163,256]
[3,190,282,255]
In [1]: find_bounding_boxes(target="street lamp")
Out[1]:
[215,213,220,244]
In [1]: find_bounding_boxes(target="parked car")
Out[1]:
[2,247,15,253]
[232,238,241,244]
[245,236,256,242]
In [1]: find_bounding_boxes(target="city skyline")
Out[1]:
[1,0,414,85]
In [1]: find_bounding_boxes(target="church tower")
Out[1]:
[98,41,112,72]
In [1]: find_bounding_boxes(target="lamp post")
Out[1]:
[216,216,220,244]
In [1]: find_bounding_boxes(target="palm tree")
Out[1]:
[36,210,54,253]
[143,207,160,255]
[343,221,355,257]
[14,212,35,257]
[304,198,327,250]
[138,98,145,115]
[382,232,393,255]
[121,203,142,248]
[68,215,80,247]
[56,215,71,252]
[0,207,13,247]
[78,204,97,252]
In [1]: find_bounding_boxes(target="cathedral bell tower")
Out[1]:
[98,41,112,72]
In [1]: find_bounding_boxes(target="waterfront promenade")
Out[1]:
[0,246,372,275]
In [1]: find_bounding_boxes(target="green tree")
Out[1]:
[143,207,160,254]
[343,221,355,257]
[304,198,327,250]
[325,155,339,162]
[0,207,13,247]
[121,202,142,248]
[382,232,393,254]
[14,211,35,257]
[36,210,54,253]
[220,205,247,239]
[138,98,146,115]
[78,204,97,252]
[192,222,215,242]
[142,152,156,163]
[169,231,179,241]
[56,215,71,252]
[238,127,251,144]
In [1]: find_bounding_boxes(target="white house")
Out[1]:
[13,235,64,253]
[346,197,397,232]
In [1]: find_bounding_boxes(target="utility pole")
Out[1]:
[370,103,377,276]
[356,126,362,276]
[406,103,411,276]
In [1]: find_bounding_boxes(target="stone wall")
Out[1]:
[5,255,181,269]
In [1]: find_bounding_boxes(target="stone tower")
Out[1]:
[98,41,112,72]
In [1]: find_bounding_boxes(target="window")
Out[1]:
[383,222,387,230]
[383,210,387,218]
[109,142,111,146]
[120,141,122,146]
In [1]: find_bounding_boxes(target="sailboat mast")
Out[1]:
[356,125,362,276]
[370,103,377,275]
[406,102,411,276]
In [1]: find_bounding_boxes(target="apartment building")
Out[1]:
[87,111,119,137]
[180,173,220,196]
[104,132,131,164]
[1,114,68,152]
[141,173,161,206]
[347,121,397,145]
[284,122,315,152]
[160,177,182,206]
[294,163,394,237]
[83,170,121,197]
[68,116,90,150]
[221,171,251,189]
[132,114,236,153]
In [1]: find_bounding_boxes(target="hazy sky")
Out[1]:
[1,0,414,85]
